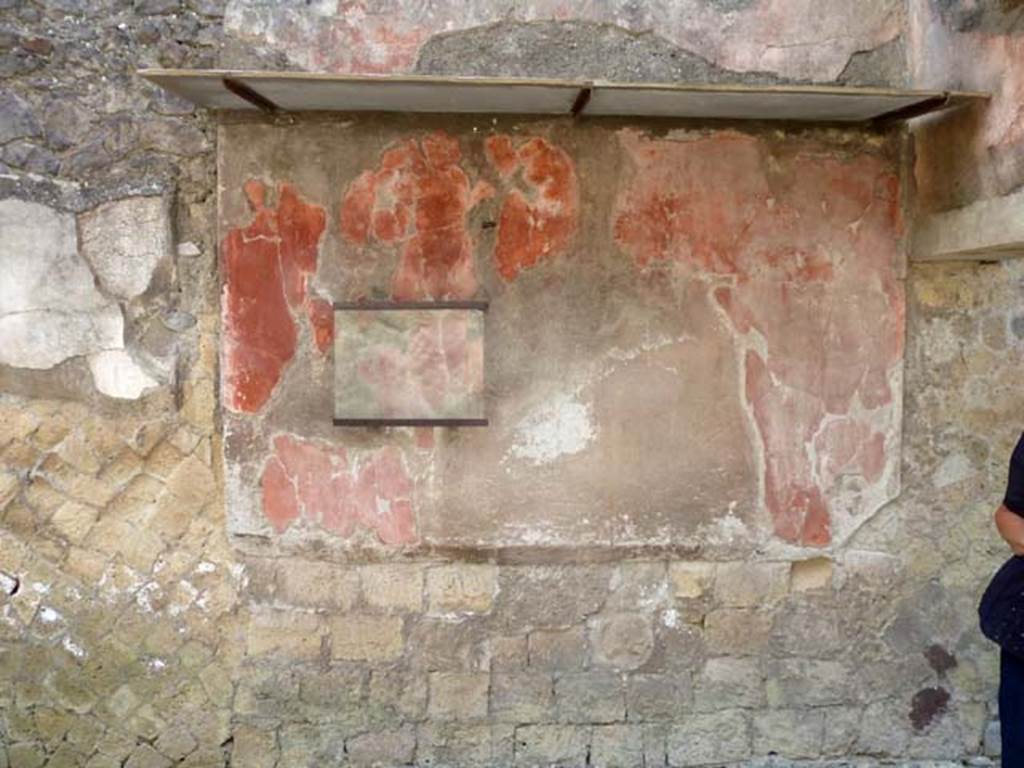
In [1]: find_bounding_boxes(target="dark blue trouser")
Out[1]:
[1002,651,1024,766]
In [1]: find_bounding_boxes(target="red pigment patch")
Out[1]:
[223,181,327,412]
[260,434,417,545]
[614,130,903,547]
[340,131,493,300]
[307,297,334,354]
[485,135,579,280]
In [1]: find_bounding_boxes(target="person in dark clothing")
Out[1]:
[995,433,1024,765]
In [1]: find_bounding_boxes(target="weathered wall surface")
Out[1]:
[1,1,1022,766]
[910,0,1024,212]
[223,0,907,85]
[219,119,904,559]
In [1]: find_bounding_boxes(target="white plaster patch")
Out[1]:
[62,635,86,659]
[0,198,125,369]
[78,196,171,300]
[88,349,159,400]
[507,393,596,465]
[0,571,18,596]
[661,608,680,628]
[37,606,62,624]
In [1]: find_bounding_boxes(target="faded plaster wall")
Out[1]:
[0,1,1021,767]
[219,118,904,559]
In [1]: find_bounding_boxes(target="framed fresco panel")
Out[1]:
[333,301,487,426]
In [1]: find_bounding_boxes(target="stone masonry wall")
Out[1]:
[2,1,1023,767]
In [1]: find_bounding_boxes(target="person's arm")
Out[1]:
[995,504,1024,555]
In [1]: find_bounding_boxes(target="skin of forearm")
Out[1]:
[995,505,1024,555]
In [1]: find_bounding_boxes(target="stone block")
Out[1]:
[429,672,490,720]
[626,673,690,721]
[714,562,788,608]
[606,561,669,610]
[641,724,668,768]
[790,557,834,592]
[555,671,625,724]
[296,665,366,726]
[65,473,119,508]
[152,726,197,761]
[855,700,910,756]
[590,724,645,768]
[821,705,861,756]
[528,627,587,671]
[753,709,825,758]
[246,609,323,659]
[514,724,589,767]
[427,564,497,613]
[359,563,423,612]
[85,519,164,573]
[276,559,359,610]
[693,658,763,711]
[368,668,428,724]
[407,617,489,671]
[124,744,171,768]
[346,725,416,767]
[774,605,845,657]
[648,618,706,673]
[279,723,347,767]
[765,659,850,707]
[331,615,404,661]
[496,566,610,631]
[588,612,654,670]
[491,634,529,669]
[669,562,715,599]
[418,723,514,767]
[48,501,98,544]
[164,454,216,512]
[703,608,772,656]
[667,710,751,766]
[491,671,554,723]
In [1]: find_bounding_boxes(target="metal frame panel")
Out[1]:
[139,69,988,123]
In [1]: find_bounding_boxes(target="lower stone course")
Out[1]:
[3,256,1022,768]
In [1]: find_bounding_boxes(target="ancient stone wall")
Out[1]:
[1,1,1022,766]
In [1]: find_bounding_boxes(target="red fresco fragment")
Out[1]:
[339,131,493,300]
[260,434,417,545]
[223,181,327,412]
[485,135,579,280]
[613,131,903,547]
[307,297,334,355]
[261,456,300,533]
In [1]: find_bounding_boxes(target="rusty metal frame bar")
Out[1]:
[333,300,489,311]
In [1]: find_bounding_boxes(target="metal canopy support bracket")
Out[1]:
[571,86,593,117]
[223,77,279,113]
[871,92,950,126]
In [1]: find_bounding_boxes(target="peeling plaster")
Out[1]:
[88,350,160,400]
[507,392,597,466]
